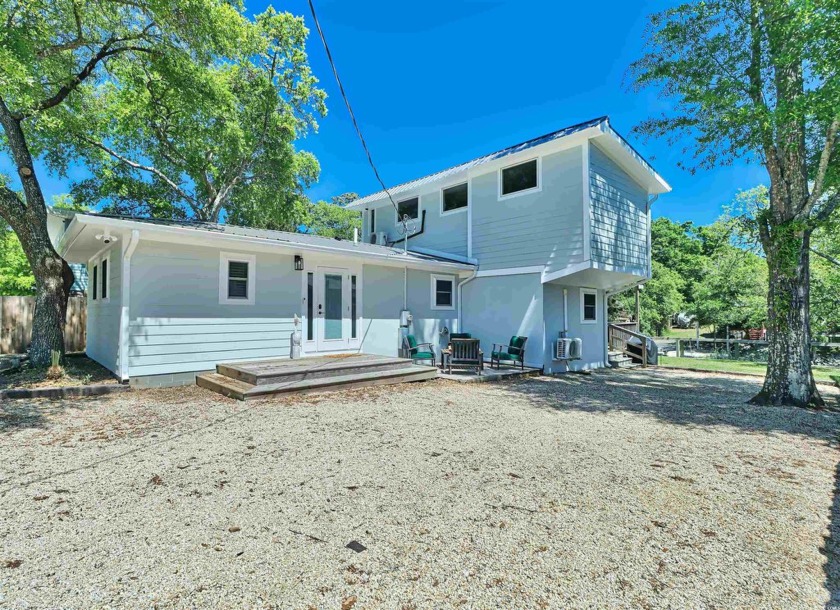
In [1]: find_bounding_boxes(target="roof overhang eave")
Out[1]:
[60,213,475,273]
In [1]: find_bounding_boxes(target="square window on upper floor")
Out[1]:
[396,197,419,223]
[441,183,468,214]
[500,158,539,198]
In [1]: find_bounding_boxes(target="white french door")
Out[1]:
[312,266,361,352]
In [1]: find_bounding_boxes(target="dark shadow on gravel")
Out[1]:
[0,399,87,434]
[496,369,840,603]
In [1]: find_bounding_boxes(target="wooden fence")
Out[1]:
[0,295,86,354]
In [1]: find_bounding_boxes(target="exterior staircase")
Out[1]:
[196,354,438,400]
[608,323,658,367]
[608,351,640,369]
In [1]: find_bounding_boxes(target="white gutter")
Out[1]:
[118,230,140,382]
[646,194,659,279]
[456,266,479,333]
[67,214,474,273]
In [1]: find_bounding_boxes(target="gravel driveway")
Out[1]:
[1,369,839,608]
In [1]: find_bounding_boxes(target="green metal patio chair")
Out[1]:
[403,334,436,366]
[491,336,528,370]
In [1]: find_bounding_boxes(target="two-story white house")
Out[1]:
[49,116,669,388]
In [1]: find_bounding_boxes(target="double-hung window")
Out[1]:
[581,289,598,324]
[500,158,539,198]
[220,253,255,305]
[431,275,455,310]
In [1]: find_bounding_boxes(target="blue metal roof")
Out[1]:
[348,115,669,207]
[349,116,610,207]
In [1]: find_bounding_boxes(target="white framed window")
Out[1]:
[99,253,110,303]
[581,289,598,324]
[395,196,420,224]
[441,182,469,215]
[369,208,376,235]
[499,157,540,199]
[91,263,98,301]
[431,274,455,310]
[219,252,256,305]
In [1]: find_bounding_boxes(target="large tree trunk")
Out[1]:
[0,100,73,366]
[15,216,74,366]
[751,223,823,408]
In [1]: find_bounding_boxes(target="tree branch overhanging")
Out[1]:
[81,136,199,211]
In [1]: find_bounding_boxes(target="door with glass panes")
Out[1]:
[311,266,360,352]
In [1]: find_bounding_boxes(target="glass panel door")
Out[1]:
[316,267,347,351]
[323,273,343,341]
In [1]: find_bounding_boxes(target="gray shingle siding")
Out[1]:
[471,146,585,272]
[589,141,649,274]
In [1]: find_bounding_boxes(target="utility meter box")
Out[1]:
[400,309,412,327]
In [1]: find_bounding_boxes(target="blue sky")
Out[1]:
[28,0,769,226]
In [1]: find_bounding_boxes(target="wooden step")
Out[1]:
[197,365,438,400]
[217,355,411,386]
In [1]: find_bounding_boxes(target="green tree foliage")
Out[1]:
[614,261,685,336]
[631,0,840,407]
[71,7,327,224]
[693,247,768,330]
[0,227,34,295]
[650,217,704,304]
[303,193,361,239]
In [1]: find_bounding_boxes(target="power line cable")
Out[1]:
[306,0,400,216]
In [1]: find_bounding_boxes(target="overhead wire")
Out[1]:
[306,0,400,217]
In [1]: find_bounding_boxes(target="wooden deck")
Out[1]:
[196,354,438,400]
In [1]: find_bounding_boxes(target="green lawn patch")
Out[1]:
[658,356,839,384]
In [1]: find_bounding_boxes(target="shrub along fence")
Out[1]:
[0,295,86,354]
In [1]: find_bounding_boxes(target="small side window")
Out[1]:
[431,275,455,310]
[220,253,256,305]
[100,256,108,301]
[581,289,597,323]
[92,264,98,301]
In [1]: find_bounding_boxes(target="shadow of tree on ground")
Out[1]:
[496,369,840,604]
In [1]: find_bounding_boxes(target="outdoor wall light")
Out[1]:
[294,255,304,271]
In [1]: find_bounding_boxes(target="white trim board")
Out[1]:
[475,266,544,278]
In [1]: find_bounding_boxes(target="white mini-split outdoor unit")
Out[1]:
[375,231,388,246]
[555,337,583,361]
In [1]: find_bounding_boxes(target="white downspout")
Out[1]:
[403,266,407,310]
[118,230,140,382]
[457,267,478,334]
[646,194,658,279]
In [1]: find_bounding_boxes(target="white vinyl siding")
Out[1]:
[472,146,585,272]
[589,141,649,274]
[86,245,121,373]
[127,242,297,377]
